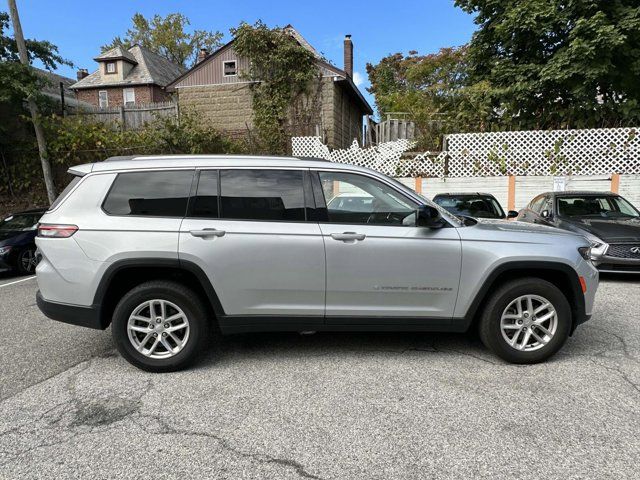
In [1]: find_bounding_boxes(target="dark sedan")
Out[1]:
[0,208,46,274]
[433,192,518,220]
[517,191,640,273]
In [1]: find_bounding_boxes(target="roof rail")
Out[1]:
[104,155,138,162]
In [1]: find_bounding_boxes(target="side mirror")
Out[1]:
[417,205,445,228]
[541,209,551,219]
[507,210,518,219]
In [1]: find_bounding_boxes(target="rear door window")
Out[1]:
[103,170,194,217]
[219,169,306,221]
[190,170,219,218]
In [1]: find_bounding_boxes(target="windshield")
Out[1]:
[557,196,640,218]
[0,213,41,231]
[433,195,505,219]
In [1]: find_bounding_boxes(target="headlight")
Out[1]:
[0,246,11,255]
[580,233,608,260]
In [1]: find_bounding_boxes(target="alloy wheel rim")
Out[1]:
[127,299,190,359]
[20,249,38,273]
[500,294,558,352]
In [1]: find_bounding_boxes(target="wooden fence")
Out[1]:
[373,113,416,144]
[70,102,178,130]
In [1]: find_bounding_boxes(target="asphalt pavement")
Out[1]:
[0,272,638,479]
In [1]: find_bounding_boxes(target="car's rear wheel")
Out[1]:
[479,278,571,364]
[17,247,38,275]
[112,280,210,372]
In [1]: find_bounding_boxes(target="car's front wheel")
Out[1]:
[111,280,210,372]
[479,278,571,364]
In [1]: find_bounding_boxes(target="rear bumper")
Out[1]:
[36,290,106,330]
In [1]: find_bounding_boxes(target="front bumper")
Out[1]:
[36,291,107,330]
[594,256,640,273]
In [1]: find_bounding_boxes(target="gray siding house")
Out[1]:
[166,26,372,149]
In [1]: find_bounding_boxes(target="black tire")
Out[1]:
[478,277,571,364]
[16,247,38,275]
[111,280,211,372]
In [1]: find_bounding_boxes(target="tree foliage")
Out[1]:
[231,21,318,154]
[0,11,71,102]
[456,0,640,129]
[103,13,223,67]
[367,47,492,149]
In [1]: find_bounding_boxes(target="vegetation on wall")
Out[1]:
[103,13,223,68]
[0,110,242,212]
[231,21,319,154]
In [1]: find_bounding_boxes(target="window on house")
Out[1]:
[106,62,116,74]
[123,88,135,106]
[223,60,237,77]
[98,90,108,108]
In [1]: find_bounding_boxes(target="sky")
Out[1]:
[15,0,477,111]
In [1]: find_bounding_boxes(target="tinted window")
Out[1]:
[50,175,81,210]
[103,170,193,217]
[433,195,504,219]
[191,170,219,218]
[318,171,417,225]
[220,170,305,221]
[557,195,640,218]
[530,196,546,213]
[1,213,42,231]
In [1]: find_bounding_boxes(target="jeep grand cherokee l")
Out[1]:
[35,155,599,371]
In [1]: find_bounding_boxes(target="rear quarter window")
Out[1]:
[49,176,82,210]
[103,170,194,217]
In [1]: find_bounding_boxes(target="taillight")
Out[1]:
[38,224,78,238]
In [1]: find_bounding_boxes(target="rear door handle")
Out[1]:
[190,228,226,238]
[330,232,366,242]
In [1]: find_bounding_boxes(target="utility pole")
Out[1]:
[7,0,56,203]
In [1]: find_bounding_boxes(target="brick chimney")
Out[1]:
[76,68,89,81]
[197,48,208,64]
[343,34,353,78]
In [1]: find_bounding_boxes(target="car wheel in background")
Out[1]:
[479,278,571,364]
[17,247,39,275]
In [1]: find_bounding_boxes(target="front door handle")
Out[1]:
[330,232,366,242]
[190,228,226,238]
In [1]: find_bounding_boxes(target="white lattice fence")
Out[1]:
[445,128,640,177]
[291,137,444,176]
[292,127,640,178]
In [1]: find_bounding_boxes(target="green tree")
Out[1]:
[103,13,223,68]
[366,47,492,149]
[0,11,71,102]
[455,0,640,129]
[231,21,318,154]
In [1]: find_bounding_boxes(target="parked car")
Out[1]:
[36,155,598,371]
[517,191,640,273]
[432,192,518,220]
[0,208,46,274]
[326,192,374,213]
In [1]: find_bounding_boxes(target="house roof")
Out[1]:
[94,46,137,64]
[34,68,93,108]
[71,45,185,90]
[166,25,373,115]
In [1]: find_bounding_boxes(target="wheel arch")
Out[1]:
[463,261,586,335]
[94,258,225,329]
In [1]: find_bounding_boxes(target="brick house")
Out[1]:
[70,45,185,107]
[166,26,373,149]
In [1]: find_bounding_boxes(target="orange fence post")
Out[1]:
[507,175,516,211]
[611,173,620,193]
[415,176,423,194]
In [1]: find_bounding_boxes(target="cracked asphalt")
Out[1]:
[0,273,639,479]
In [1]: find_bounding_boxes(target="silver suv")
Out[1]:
[36,156,599,371]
